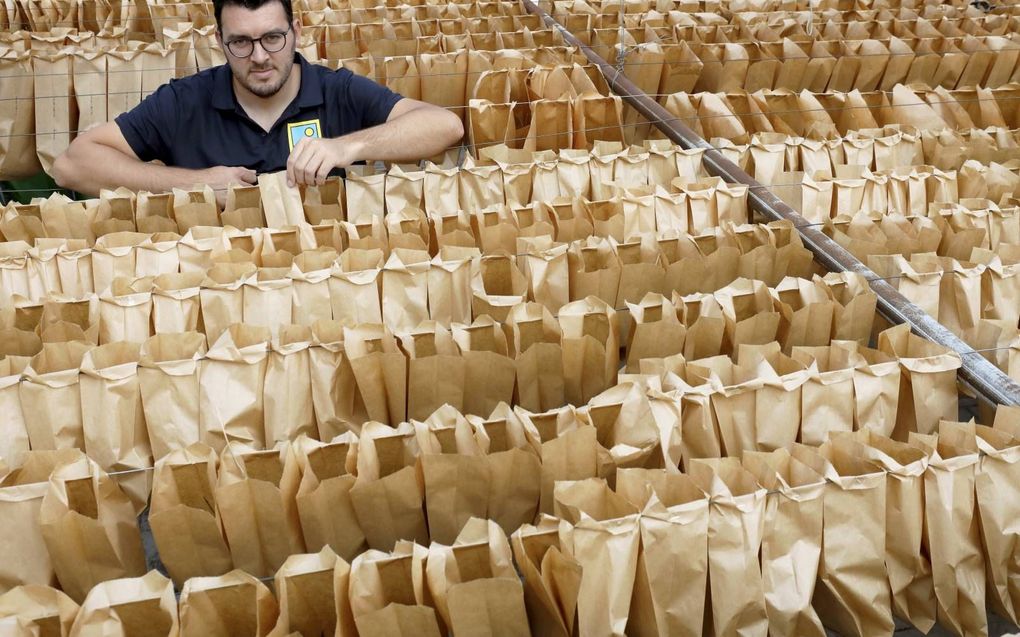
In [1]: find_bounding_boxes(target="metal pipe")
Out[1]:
[521,0,1020,408]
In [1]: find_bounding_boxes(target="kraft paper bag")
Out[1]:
[471,253,528,324]
[38,296,99,345]
[0,585,79,636]
[580,382,661,470]
[384,165,425,217]
[350,422,429,550]
[427,247,477,327]
[567,237,621,307]
[33,48,76,174]
[831,430,935,631]
[511,517,581,637]
[329,248,384,327]
[134,193,176,236]
[263,325,316,447]
[171,186,219,233]
[348,542,441,637]
[773,278,836,352]
[79,342,152,512]
[97,277,153,345]
[878,323,962,439]
[177,227,227,274]
[258,172,306,228]
[687,458,768,637]
[507,302,566,413]
[302,178,344,225]
[135,231,181,276]
[199,262,256,346]
[56,242,95,300]
[151,272,203,334]
[67,571,178,637]
[741,450,826,637]
[425,518,529,637]
[514,405,598,515]
[403,324,466,421]
[791,345,856,446]
[844,343,902,438]
[0,354,31,470]
[91,232,147,295]
[519,238,569,315]
[199,323,271,452]
[343,324,407,426]
[615,469,709,637]
[472,205,520,256]
[266,547,345,637]
[0,49,41,180]
[450,317,516,417]
[20,340,91,451]
[559,296,620,406]
[555,478,640,637]
[791,443,893,637]
[460,163,506,212]
[148,443,232,587]
[980,410,1020,624]
[138,332,205,459]
[38,456,146,603]
[381,249,431,333]
[470,403,541,536]
[909,426,987,637]
[307,321,366,440]
[384,208,429,253]
[289,249,338,327]
[215,442,304,578]
[625,293,684,373]
[713,278,781,353]
[242,267,293,335]
[0,449,84,594]
[414,405,488,545]
[221,184,265,230]
[286,434,365,562]
[178,570,279,637]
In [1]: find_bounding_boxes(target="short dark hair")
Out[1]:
[213,0,294,31]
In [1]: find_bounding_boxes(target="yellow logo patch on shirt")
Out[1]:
[287,119,321,151]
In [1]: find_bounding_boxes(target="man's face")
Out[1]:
[219,2,298,98]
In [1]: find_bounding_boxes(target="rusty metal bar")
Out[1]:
[521,0,1020,408]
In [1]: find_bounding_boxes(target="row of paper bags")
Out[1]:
[6,411,1020,636]
[0,271,889,464]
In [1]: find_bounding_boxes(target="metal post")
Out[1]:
[521,0,1020,408]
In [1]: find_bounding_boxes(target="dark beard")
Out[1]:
[236,61,292,97]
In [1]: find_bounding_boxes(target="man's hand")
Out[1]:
[287,137,363,187]
[199,165,257,208]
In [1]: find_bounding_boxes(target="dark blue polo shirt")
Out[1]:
[115,54,402,173]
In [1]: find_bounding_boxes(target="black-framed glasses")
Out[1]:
[224,25,291,58]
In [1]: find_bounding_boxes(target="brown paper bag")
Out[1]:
[178,570,279,637]
[343,324,407,426]
[427,246,476,327]
[215,442,304,578]
[424,518,529,636]
[791,345,856,446]
[450,317,516,417]
[263,325,317,446]
[0,585,79,636]
[507,303,566,413]
[381,249,431,333]
[517,405,599,515]
[741,450,826,637]
[178,226,227,274]
[97,277,153,345]
[68,570,178,637]
[287,434,365,562]
[150,272,203,334]
[199,262,256,346]
[0,353,31,470]
[414,405,489,545]
[199,324,271,452]
[555,478,640,637]
[792,442,893,637]
[615,469,709,637]
[0,449,84,593]
[559,296,620,406]
[267,547,345,637]
[471,253,528,324]
[148,443,232,587]
[878,323,962,439]
[625,293,684,373]
[329,248,384,327]
[33,49,76,174]
[171,186,219,233]
[79,342,151,512]
[470,404,541,536]
[0,49,42,180]
[402,323,466,420]
[687,458,768,637]
[510,516,581,637]
[242,267,293,335]
[288,249,336,327]
[138,332,205,459]
[20,340,90,451]
[348,542,441,637]
[258,171,306,228]
[580,382,661,470]
[307,321,365,440]
[38,456,146,603]
[350,422,429,550]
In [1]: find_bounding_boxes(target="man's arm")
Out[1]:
[286,99,464,187]
[52,122,255,202]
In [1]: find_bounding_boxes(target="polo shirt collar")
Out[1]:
[211,53,322,112]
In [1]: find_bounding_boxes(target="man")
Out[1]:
[52,0,463,202]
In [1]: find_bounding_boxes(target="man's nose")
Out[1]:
[250,41,270,63]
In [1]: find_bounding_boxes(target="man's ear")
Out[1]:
[292,18,302,40]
